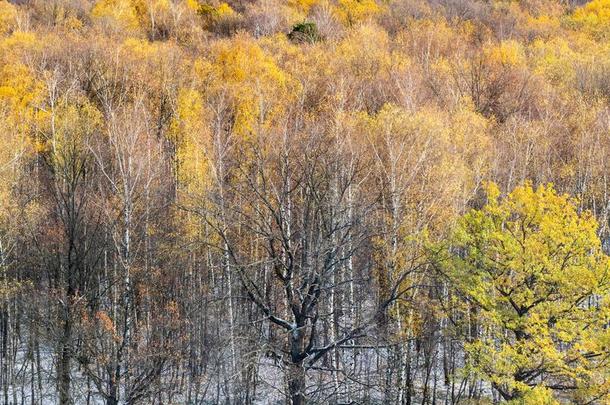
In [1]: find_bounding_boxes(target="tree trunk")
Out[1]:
[288,362,306,405]
[58,310,72,405]
[106,390,118,405]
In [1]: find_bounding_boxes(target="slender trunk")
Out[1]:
[2,306,8,405]
[58,308,72,405]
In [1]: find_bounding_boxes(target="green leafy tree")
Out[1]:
[443,183,610,402]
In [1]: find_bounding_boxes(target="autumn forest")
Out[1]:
[1,0,610,403]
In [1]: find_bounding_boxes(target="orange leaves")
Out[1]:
[96,311,118,338]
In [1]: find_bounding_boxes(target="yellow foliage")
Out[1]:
[169,88,211,194]
[198,2,234,17]
[288,0,320,14]
[197,1,236,27]
[527,14,560,36]
[334,0,381,25]
[185,0,199,11]
[483,40,526,67]
[92,0,141,31]
[0,32,45,142]
[401,17,466,59]
[506,387,559,404]
[368,102,489,340]
[0,31,41,59]
[0,64,42,114]
[40,99,103,171]
[570,0,610,39]
[121,37,159,58]
[216,2,234,16]
[530,38,577,86]
[197,33,297,137]
[448,183,610,402]
[0,1,17,35]
[0,26,43,302]
[334,23,390,80]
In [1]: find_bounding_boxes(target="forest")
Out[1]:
[1,0,610,403]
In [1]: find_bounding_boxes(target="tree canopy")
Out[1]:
[1,0,610,403]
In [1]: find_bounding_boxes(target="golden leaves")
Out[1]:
[484,41,526,68]
[335,0,381,26]
[92,0,141,31]
[0,1,17,35]
[170,88,211,194]
[570,0,610,40]
[197,33,298,137]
